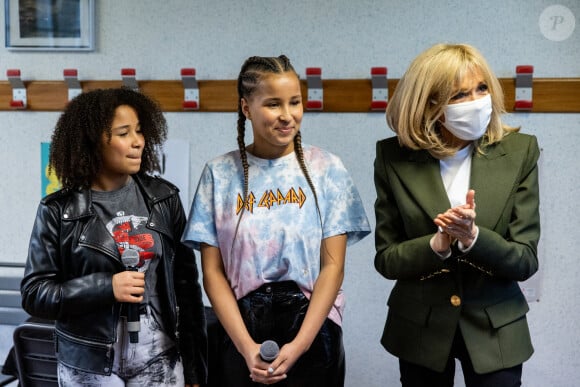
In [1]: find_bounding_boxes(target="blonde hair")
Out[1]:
[386,43,519,159]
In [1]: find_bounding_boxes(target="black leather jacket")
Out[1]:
[21,174,207,385]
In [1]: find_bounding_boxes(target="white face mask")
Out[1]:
[441,94,492,141]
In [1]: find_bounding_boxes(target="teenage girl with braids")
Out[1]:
[183,55,370,386]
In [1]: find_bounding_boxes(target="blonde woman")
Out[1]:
[374,43,540,386]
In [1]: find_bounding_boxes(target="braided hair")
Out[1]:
[235,55,321,237]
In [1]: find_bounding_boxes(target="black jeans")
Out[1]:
[217,281,345,387]
[399,329,522,387]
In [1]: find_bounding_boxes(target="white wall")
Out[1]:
[0,1,579,386]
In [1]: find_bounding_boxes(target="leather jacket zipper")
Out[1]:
[56,328,114,359]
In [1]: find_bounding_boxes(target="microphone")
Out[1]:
[121,249,140,343]
[260,340,279,362]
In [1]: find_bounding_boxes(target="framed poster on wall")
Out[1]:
[5,0,95,51]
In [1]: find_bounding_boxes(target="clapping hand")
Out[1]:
[434,190,478,248]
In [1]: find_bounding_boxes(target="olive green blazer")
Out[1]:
[374,132,540,373]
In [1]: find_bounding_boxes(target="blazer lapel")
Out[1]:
[392,150,452,220]
[391,142,519,230]
[470,141,518,229]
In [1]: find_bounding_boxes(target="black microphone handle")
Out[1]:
[121,249,141,343]
[125,266,141,343]
[126,298,140,344]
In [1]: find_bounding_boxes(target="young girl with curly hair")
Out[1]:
[22,88,207,387]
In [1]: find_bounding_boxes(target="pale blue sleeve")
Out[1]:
[321,157,371,245]
[182,164,218,250]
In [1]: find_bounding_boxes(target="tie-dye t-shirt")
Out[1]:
[183,144,370,325]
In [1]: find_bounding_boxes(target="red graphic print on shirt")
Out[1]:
[109,214,155,270]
